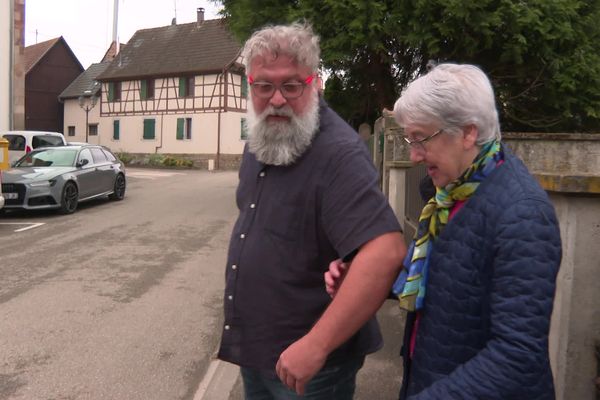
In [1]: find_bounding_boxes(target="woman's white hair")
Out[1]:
[242,22,320,75]
[393,63,501,145]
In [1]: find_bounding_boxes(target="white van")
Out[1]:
[1,131,67,165]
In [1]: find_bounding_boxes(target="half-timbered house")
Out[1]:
[96,10,246,169]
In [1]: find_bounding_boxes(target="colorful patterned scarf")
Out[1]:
[392,140,504,311]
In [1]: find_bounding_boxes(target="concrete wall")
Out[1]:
[381,115,600,399]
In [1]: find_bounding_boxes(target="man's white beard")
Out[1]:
[247,91,319,166]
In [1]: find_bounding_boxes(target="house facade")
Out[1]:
[92,11,247,169]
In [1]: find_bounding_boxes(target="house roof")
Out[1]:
[24,36,83,74]
[101,41,126,62]
[59,62,111,100]
[97,19,242,81]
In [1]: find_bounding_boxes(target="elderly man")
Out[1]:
[217,23,406,399]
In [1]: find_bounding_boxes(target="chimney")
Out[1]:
[197,7,205,23]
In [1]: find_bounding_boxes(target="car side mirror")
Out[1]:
[77,159,89,167]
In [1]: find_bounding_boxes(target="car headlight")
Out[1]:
[27,180,56,188]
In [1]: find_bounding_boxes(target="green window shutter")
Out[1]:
[176,118,184,140]
[143,119,155,139]
[241,75,248,98]
[113,120,120,140]
[140,80,147,99]
[108,82,114,102]
[179,77,186,97]
[240,118,248,140]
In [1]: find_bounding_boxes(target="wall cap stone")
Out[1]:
[534,173,600,194]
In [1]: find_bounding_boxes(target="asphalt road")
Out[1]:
[0,168,239,400]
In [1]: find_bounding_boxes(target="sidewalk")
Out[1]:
[194,301,405,400]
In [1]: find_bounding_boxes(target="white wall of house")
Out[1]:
[63,98,101,143]
[91,111,246,156]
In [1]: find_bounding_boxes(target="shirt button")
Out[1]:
[224,325,230,330]
[228,295,233,300]
[232,264,237,270]
[240,233,245,239]
[259,171,266,177]
[250,203,256,209]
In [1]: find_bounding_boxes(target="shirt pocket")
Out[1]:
[262,203,303,242]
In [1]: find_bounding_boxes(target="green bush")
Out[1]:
[148,154,165,166]
[116,152,134,164]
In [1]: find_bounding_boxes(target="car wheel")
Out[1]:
[109,174,126,201]
[59,182,78,214]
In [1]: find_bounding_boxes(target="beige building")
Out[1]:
[63,10,247,169]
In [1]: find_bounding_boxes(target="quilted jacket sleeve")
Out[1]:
[410,198,562,399]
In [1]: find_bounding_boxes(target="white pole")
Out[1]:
[112,0,119,54]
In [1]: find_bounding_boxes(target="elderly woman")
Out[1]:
[327,63,562,399]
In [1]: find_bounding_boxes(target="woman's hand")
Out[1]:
[324,259,349,298]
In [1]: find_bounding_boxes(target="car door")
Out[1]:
[90,147,115,193]
[75,148,100,199]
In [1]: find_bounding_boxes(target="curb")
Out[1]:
[193,359,240,400]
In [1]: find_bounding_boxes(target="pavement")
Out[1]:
[193,301,406,400]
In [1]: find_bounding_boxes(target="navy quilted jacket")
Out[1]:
[402,149,562,400]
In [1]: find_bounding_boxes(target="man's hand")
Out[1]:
[275,334,328,395]
[324,259,349,298]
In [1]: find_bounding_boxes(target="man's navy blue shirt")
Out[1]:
[218,99,402,374]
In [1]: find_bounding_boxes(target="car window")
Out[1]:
[78,148,93,166]
[15,149,77,167]
[3,134,26,151]
[103,149,117,162]
[91,148,108,163]
[32,135,65,148]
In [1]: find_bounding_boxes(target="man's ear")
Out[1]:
[463,124,478,150]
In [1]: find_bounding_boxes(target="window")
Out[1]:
[4,134,25,150]
[78,148,93,166]
[68,126,75,137]
[241,75,248,98]
[32,135,65,148]
[176,117,192,140]
[179,77,195,97]
[91,147,108,163]
[143,119,156,140]
[113,120,120,140]
[108,82,121,101]
[88,124,99,136]
[240,118,248,140]
[140,79,154,99]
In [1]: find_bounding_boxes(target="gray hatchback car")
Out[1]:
[1,145,126,214]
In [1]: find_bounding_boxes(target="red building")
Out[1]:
[24,37,83,133]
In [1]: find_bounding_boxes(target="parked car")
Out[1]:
[0,131,67,165]
[1,145,126,214]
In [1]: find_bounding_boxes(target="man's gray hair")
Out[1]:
[393,63,501,145]
[242,22,321,75]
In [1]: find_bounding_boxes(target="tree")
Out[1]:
[216,0,600,132]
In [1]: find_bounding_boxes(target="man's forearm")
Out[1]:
[307,231,406,354]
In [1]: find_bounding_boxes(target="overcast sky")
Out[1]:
[25,0,223,69]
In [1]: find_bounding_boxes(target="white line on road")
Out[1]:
[0,222,46,232]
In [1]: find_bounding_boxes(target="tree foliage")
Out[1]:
[215,0,600,132]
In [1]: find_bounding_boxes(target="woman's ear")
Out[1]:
[463,124,478,150]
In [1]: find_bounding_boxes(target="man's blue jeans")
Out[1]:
[241,356,365,400]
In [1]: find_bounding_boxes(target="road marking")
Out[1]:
[0,222,46,232]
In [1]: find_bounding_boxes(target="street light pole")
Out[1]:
[78,90,98,143]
